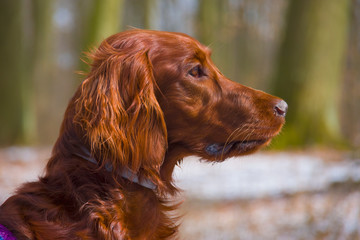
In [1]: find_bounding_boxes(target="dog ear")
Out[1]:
[74,41,167,184]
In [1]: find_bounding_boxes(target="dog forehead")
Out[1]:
[109,30,212,61]
[150,31,212,60]
[137,30,209,52]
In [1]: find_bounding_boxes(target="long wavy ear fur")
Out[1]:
[74,37,167,185]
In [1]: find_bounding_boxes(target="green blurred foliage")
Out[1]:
[272,0,350,148]
[0,0,358,151]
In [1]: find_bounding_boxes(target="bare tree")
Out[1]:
[272,0,350,147]
[0,1,53,145]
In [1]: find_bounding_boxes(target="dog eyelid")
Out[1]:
[188,65,204,78]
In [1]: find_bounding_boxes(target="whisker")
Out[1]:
[243,128,255,143]
[219,123,252,161]
[220,127,241,160]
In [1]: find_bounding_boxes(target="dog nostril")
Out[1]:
[274,100,288,117]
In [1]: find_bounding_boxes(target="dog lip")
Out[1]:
[236,139,268,150]
[205,142,236,155]
[206,139,268,156]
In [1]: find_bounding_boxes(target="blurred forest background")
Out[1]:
[1,0,360,239]
[0,0,359,152]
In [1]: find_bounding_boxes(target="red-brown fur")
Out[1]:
[0,30,286,239]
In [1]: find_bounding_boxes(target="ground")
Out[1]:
[1,147,359,239]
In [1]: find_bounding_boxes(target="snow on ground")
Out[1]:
[174,152,360,200]
[2,148,359,202]
[0,147,49,203]
[1,147,360,239]
[174,152,360,239]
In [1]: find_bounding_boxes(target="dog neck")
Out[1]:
[160,145,190,195]
[73,144,157,190]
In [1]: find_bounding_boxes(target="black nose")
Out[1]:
[274,100,288,117]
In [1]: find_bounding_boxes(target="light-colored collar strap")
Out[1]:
[74,146,157,190]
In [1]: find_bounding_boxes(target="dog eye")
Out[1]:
[188,65,203,78]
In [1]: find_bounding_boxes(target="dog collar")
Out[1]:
[73,145,157,190]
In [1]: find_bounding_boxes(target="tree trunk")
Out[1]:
[79,0,124,73]
[0,1,36,145]
[342,0,360,155]
[272,0,350,147]
[83,0,124,48]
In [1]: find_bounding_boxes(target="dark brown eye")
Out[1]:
[188,65,203,78]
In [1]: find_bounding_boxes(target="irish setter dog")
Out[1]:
[0,30,287,239]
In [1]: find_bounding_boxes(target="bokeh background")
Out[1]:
[0,0,359,239]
